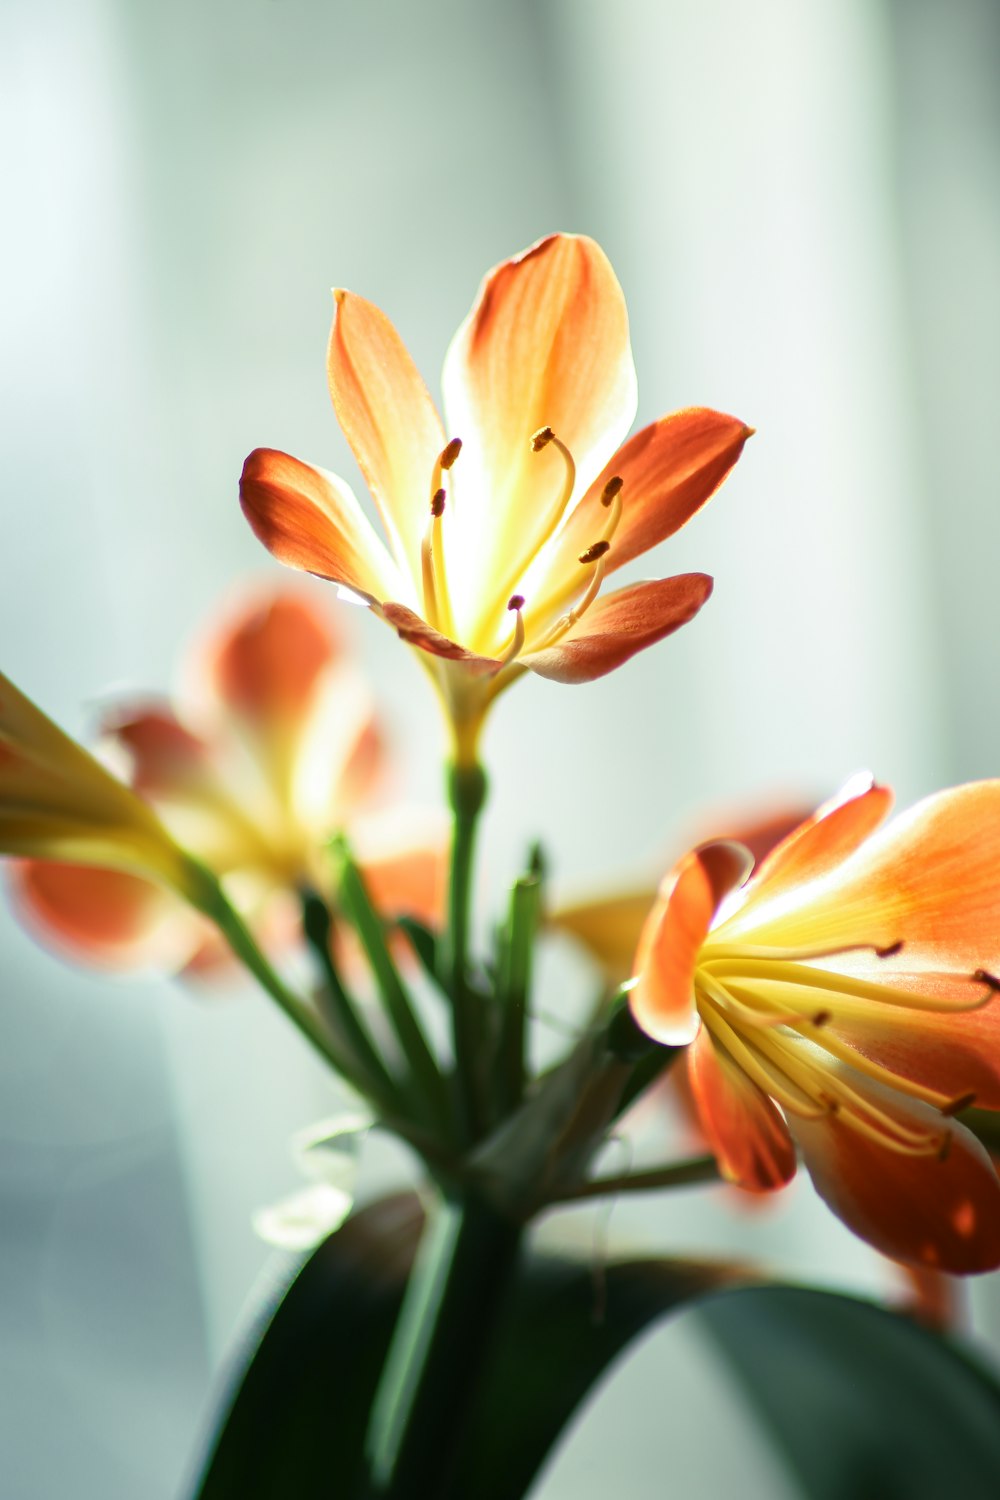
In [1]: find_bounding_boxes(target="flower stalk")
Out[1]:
[445,761,489,1142]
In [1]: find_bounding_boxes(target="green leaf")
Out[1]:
[187,1194,422,1500]
[700,1286,1000,1500]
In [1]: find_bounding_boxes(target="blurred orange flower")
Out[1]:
[631,775,1000,1273]
[240,233,751,763]
[11,589,444,974]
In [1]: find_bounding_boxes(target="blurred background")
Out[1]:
[3,0,1000,1494]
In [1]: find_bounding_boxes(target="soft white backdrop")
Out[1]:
[2,1,999,1495]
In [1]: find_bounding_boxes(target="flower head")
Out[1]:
[630,775,1000,1273]
[240,234,751,763]
[0,667,200,901]
[11,588,444,973]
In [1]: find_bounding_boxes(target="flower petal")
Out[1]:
[9,860,199,970]
[631,840,754,1046]
[380,602,500,673]
[327,290,446,584]
[791,1083,1000,1273]
[541,409,752,605]
[352,806,448,929]
[551,889,658,983]
[688,1025,797,1192]
[740,781,1000,972]
[101,703,216,798]
[200,590,339,731]
[240,448,400,604]
[442,234,637,639]
[740,775,894,912]
[522,575,713,685]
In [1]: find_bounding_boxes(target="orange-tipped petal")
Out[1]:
[522,575,713,685]
[202,591,339,730]
[240,448,400,604]
[10,860,198,971]
[631,840,754,1046]
[741,775,894,912]
[380,602,500,673]
[742,781,1000,971]
[791,1081,1000,1273]
[546,409,752,595]
[101,703,216,798]
[688,1026,797,1192]
[327,290,446,583]
[442,234,637,634]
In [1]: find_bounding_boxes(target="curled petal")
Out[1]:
[327,290,445,581]
[442,234,637,636]
[543,409,752,603]
[240,449,400,605]
[380,602,500,674]
[739,775,894,915]
[791,1083,1000,1274]
[688,1027,797,1192]
[631,840,754,1046]
[522,575,713,685]
[9,860,199,971]
[742,781,1000,973]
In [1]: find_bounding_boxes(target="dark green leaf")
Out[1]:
[700,1285,1000,1500]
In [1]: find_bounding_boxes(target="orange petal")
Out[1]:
[327,290,445,584]
[380,602,500,673]
[550,889,658,983]
[240,448,400,604]
[740,781,1000,971]
[201,590,339,730]
[442,235,636,634]
[522,575,713,685]
[351,806,448,929]
[741,775,894,912]
[688,1026,797,1192]
[101,703,216,798]
[545,409,752,597]
[791,1083,1000,1273]
[9,859,197,971]
[630,840,753,1046]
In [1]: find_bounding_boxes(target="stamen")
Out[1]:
[975,968,1000,992]
[529,426,577,543]
[600,476,624,544]
[702,956,994,1014]
[496,596,526,669]
[430,488,446,518]
[421,489,455,637]
[942,1091,977,1117]
[876,940,905,958]
[698,990,827,1118]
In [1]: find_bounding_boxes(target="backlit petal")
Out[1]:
[551,889,658,983]
[380,602,500,673]
[631,840,754,1046]
[200,590,339,730]
[327,290,445,584]
[791,1082,1000,1273]
[540,409,752,607]
[739,781,1000,971]
[101,703,216,798]
[522,575,713,685]
[442,234,636,639]
[240,448,400,605]
[9,860,199,971]
[688,1026,797,1192]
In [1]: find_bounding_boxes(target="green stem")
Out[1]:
[552,1153,722,1203]
[364,1191,523,1498]
[495,873,541,1119]
[332,837,451,1134]
[446,762,488,1142]
[190,863,347,1077]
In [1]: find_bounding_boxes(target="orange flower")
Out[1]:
[240,234,751,764]
[630,775,1000,1273]
[11,588,444,973]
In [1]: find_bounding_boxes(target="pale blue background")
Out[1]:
[2,1,999,1494]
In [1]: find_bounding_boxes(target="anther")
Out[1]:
[578,540,610,565]
[811,1010,832,1027]
[431,488,446,518]
[531,426,555,452]
[439,438,462,470]
[508,595,525,611]
[974,968,1000,992]
[875,940,904,959]
[601,476,623,506]
[942,1091,977,1118]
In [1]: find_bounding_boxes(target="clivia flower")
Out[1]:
[11,588,444,973]
[630,775,1000,1273]
[240,234,751,764]
[0,667,202,904]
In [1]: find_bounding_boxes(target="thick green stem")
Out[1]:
[552,1153,722,1203]
[495,873,541,1119]
[446,762,488,1142]
[364,1191,522,1498]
